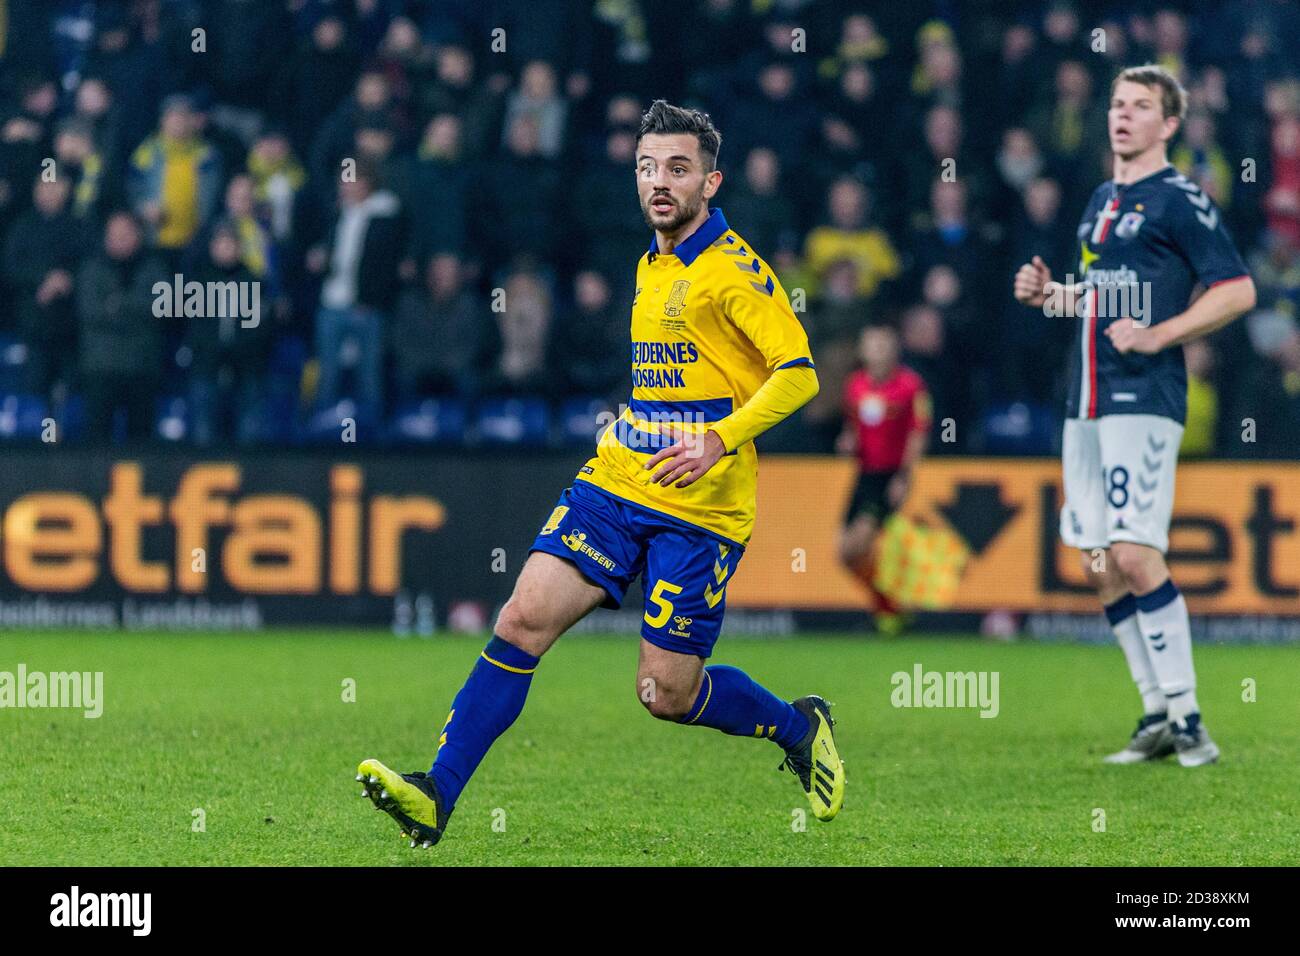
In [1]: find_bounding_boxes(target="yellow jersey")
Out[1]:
[575,208,815,546]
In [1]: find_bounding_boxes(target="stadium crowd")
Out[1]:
[0,0,1297,455]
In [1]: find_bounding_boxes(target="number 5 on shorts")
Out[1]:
[643,579,682,628]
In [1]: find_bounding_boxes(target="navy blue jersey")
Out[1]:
[1065,164,1249,424]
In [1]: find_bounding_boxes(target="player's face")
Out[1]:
[861,328,898,373]
[1108,81,1177,159]
[636,133,720,233]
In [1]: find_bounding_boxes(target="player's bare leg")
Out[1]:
[839,514,903,633]
[358,553,606,847]
[494,552,608,657]
[636,638,706,720]
[1110,542,1218,766]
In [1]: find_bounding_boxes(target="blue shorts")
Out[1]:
[528,481,743,658]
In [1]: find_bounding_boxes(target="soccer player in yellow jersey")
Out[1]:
[358,101,845,848]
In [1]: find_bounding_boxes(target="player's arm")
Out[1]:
[647,265,818,487]
[1107,275,1256,353]
[835,379,858,455]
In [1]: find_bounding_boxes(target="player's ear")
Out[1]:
[703,168,722,199]
[1161,115,1180,143]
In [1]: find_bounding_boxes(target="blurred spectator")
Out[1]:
[911,179,990,305]
[1002,176,1074,404]
[1265,114,1300,247]
[726,148,797,262]
[416,45,503,160]
[71,77,126,208]
[3,176,87,399]
[128,94,223,263]
[1230,312,1300,456]
[0,74,57,227]
[1028,59,1105,208]
[991,127,1045,225]
[800,259,869,450]
[75,212,169,442]
[401,114,473,263]
[247,130,306,243]
[273,15,359,157]
[187,221,270,446]
[306,161,405,423]
[501,60,568,160]
[573,108,643,280]
[53,119,105,222]
[475,114,561,273]
[552,270,627,401]
[310,69,399,200]
[485,268,553,397]
[910,20,963,110]
[906,105,983,227]
[900,302,957,447]
[804,176,901,301]
[727,61,815,175]
[391,253,489,400]
[1181,340,1219,456]
[1173,112,1233,207]
[813,62,893,201]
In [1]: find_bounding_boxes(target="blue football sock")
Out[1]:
[678,664,809,749]
[429,635,539,810]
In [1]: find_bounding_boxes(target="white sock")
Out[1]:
[1104,594,1164,715]
[1135,580,1198,723]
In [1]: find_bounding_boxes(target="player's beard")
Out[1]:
[641,184,705,233]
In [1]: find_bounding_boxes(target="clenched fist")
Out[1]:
[1013,255,1052,308]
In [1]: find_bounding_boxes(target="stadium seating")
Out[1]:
[474,397,550,447]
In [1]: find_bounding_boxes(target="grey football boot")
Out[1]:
[1171,713,1220,767]
[1103,713,1175,764]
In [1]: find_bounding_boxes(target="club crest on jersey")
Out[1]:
[1115,212,1145,239]
[664,280,691,316]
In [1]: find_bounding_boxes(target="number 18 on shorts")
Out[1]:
[1060,414,1183,554]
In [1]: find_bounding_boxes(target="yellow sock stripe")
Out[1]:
[480,652,537,675]
[685,670,713,725]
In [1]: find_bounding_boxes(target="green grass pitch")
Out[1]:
[2,631,1296,866]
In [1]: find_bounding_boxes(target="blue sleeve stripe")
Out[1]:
[629,396,734,421]
[776,357,815,370]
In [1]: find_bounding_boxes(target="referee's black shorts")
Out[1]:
[843,469,899,526]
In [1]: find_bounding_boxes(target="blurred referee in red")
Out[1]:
[836,322,931,633]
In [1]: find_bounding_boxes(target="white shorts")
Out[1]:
[1060,414,1183,554]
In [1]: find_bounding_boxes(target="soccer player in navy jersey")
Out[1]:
[1014,65,1256,767]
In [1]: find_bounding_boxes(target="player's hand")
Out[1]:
[887,472,910,508]
[1013,255,1052,308]
[645,428,726,488]
[1105,317,1165,354]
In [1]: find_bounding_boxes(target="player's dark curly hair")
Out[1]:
[637,100,722,171]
